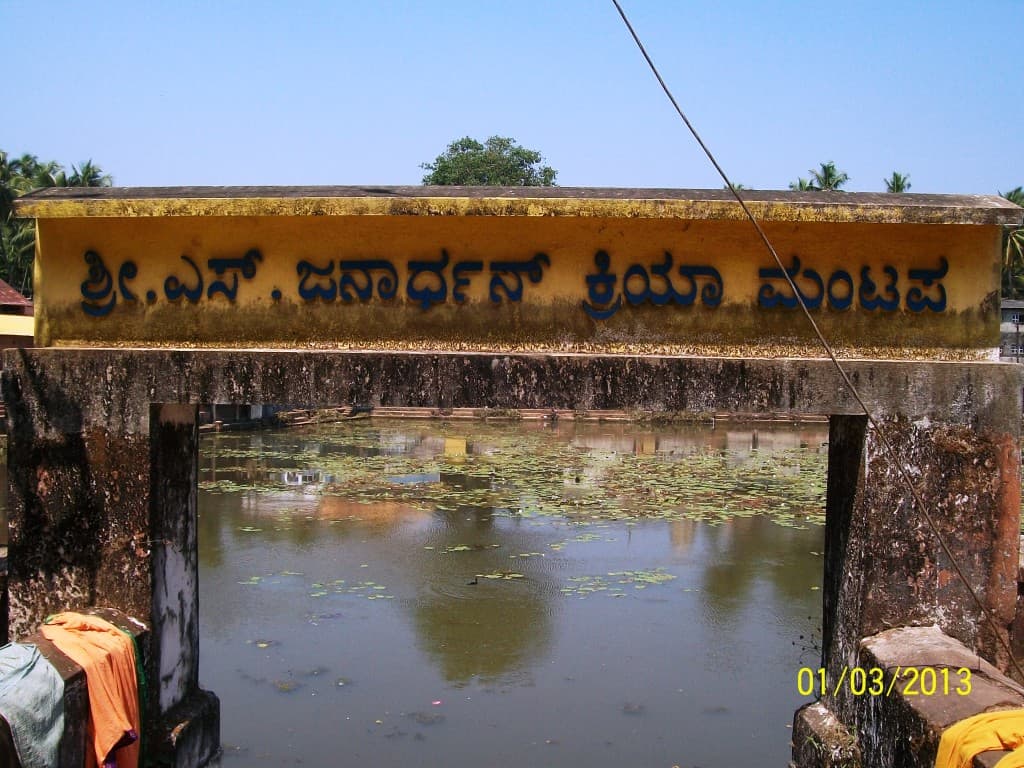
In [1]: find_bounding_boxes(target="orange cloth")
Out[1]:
[935,709,1024,768]
[40,612,140,768]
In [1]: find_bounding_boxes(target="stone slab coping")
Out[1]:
[794,626,1024,767]
[14,186,1023,225]
[861,624,1024,729]
[862,625,1024,767]
[7,347,1021,430]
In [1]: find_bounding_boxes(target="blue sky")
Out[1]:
[3,1,1021,194]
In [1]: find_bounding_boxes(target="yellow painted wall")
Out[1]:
[0,313,34,338]
[34,213,1001,359]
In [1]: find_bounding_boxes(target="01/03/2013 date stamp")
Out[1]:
[797,666,972,698]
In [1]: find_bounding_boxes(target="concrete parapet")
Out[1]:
[824,415,1021,704]
[3,348,1022,428]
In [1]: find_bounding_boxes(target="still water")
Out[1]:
[198,420,827,767]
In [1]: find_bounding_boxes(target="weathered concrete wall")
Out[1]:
[808,410,1021,767]
[3,391,151,638]
[825,415,1020,730]
[3,348,1021,423]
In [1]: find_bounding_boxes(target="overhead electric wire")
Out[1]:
[610,0,1024,681]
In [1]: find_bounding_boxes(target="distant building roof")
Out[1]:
[0,279,31,309]
[1003,299,1024,309]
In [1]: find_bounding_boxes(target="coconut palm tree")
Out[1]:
[884,172,911,193]
[1001,187,1024,207]
[789,163,849,191]
[808,162,849,191]
[1000,187,1024,298]
[66,159,113,187]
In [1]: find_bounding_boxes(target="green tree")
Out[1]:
[1002,187,1024,299]
[421,136,557,186]
[884,172,911,193]
[790,162,849,191]
[1002,186,1024,207]
[66,159,113,187]
[0,151,40,294]
[809,161,849,191]
[0,149,112,296]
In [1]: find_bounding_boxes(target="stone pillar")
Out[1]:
[822,414,1021,729]
[148,403,222,767]
[821,414,867,677]
[150,404,199,715]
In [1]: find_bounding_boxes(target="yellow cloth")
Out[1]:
[41,612,140,768]
[935,710,1024,768]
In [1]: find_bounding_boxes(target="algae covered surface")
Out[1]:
[199,419,827,528]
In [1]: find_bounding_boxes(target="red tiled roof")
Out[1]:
[0,279,31,308]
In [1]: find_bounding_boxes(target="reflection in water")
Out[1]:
[410,505,556,684]
[198,420,826,767]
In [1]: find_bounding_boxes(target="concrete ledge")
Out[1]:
[16,186,1022,225]
[852,626,1024,768]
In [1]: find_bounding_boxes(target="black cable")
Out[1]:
[611,0,1024,681]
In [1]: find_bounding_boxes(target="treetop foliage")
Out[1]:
[421,135,557,186]
[884,172,911,193]
[0,150,112,296]
[789,161,849,192]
